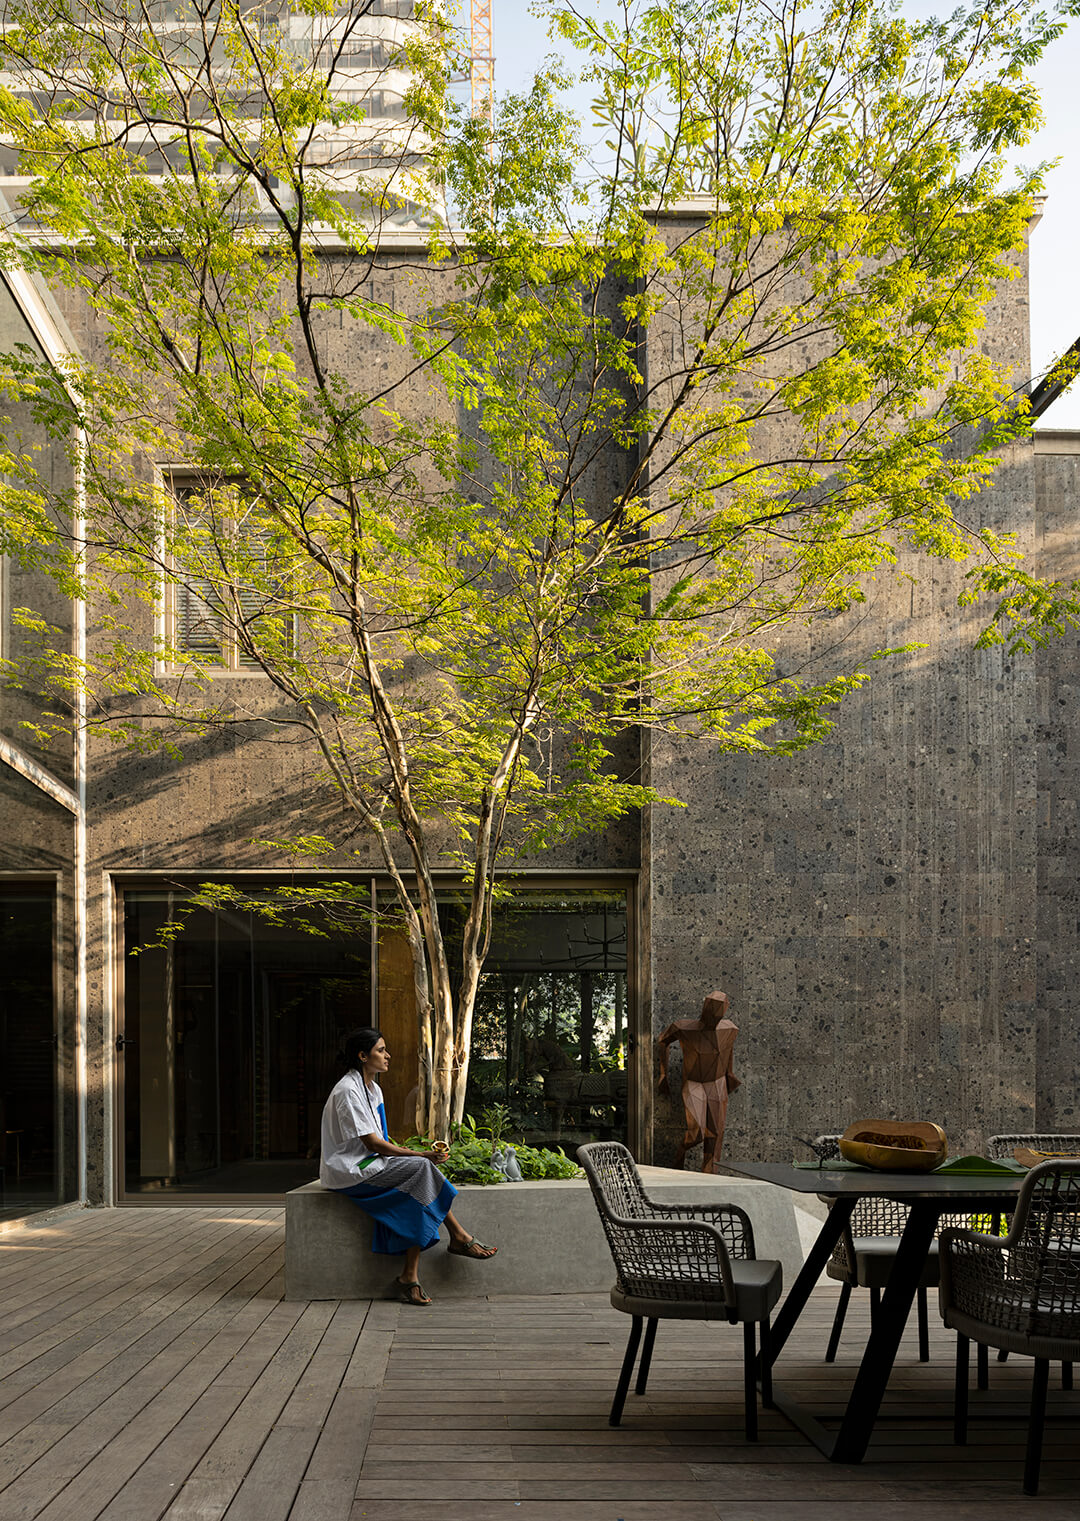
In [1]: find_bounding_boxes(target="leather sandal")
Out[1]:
[446,1237,497,1259]
[396,1279,431,1305]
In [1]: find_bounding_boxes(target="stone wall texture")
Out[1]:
[642,216,1071,1165]
[647,428,1079,1165]
[1034,435,1080,1135]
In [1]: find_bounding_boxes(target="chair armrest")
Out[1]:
[938,1226,1008,1317]
[603,1212,738,1308]
[637,1192,756,1258]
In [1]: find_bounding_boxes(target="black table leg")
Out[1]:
[829,1202,940,1462]
[761,1195,855,1367]
[755,1197,857,1455]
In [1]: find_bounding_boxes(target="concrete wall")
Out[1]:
[1034,432,1080,1134]
[643,216,1053,1164]
[0,269,78,782]
[46,250,640,882]
[645,504,1042,1162]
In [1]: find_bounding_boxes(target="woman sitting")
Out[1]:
[319,1026,497,1305]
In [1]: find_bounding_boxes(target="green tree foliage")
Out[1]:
[0,0,1077,1133]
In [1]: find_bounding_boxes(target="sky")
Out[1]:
[487,0,1080,429]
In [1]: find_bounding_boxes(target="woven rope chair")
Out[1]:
[987,1133,1080,1161]
[986,1134,1080,1384]
[578,1141,782,1439]
[813,1132,970,1368]
[939,1159,1080,1494]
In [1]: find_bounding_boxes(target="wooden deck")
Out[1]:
[1,1206,1078,1520]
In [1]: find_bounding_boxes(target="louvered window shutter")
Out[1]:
[176,578,226,663]
[169,478,288,669]
[233,500,281,667]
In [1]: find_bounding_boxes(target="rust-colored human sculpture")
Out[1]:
[657,990,740,1173]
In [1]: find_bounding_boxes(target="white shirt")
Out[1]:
[319,1071,388,1189]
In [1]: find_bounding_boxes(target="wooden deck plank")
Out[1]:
[1,1206,1079,1518]
[0,1257,289,1515]
[161,1475,239,1521]
[0,1215,210,1336]
[0,1229,282,1414]
[0,1216,277,1375]
[216,1427,322,1521]
[5,1297,302,1520]
[0,1230,284,1450]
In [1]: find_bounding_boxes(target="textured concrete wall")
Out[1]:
[1034,433,1080,1134]
[48,252,640,883]
[644,216,1045,1164]
[45,247,642,883]
[0,272,78,789]
[646,536,1041,1163]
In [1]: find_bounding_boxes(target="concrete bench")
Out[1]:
[284,1165,807,1300]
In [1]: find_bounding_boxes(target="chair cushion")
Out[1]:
[827,1238,940,1290]
[610,1257,782,1324]
[942,1300,1080,1362]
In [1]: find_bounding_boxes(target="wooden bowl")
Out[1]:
[838,1119,948,1172]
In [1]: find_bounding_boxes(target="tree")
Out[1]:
[0,0,1077,1138]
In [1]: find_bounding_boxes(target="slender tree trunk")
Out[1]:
[409,869,455,1140]
[452,948,485,1125]
[431,974,456,1139]
[580,972,594,1072]
[408,935,434,1137]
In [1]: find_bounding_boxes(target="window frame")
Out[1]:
[158,466,296,676]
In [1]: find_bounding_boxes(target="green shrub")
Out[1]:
[404,1115,583,1186]
[512,1142,581,1180]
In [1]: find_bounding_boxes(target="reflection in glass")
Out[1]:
[123,893,372,1195]
[450,892,629,1150]
[0,890,62,1221]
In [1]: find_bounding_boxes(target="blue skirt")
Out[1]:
[335,1155,458,1255]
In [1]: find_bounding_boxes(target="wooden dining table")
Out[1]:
[722,1159,1027,1462]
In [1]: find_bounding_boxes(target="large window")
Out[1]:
[450,891,629,1148]
[120,882,631,1198]
[123,892,373,1196]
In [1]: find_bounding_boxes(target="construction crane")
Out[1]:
[469,0,494,131]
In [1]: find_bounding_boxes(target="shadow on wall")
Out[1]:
[86,700,641,874]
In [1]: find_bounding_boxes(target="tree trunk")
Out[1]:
[412,952,434,1137]
[580,972,594,1071]
[451,946,484,1125]
[426,960,455,1140]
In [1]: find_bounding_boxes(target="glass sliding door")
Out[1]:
[0,887,63,1221]
[122,891,372,1197]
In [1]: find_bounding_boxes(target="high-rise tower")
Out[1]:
[0,1,439,231]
